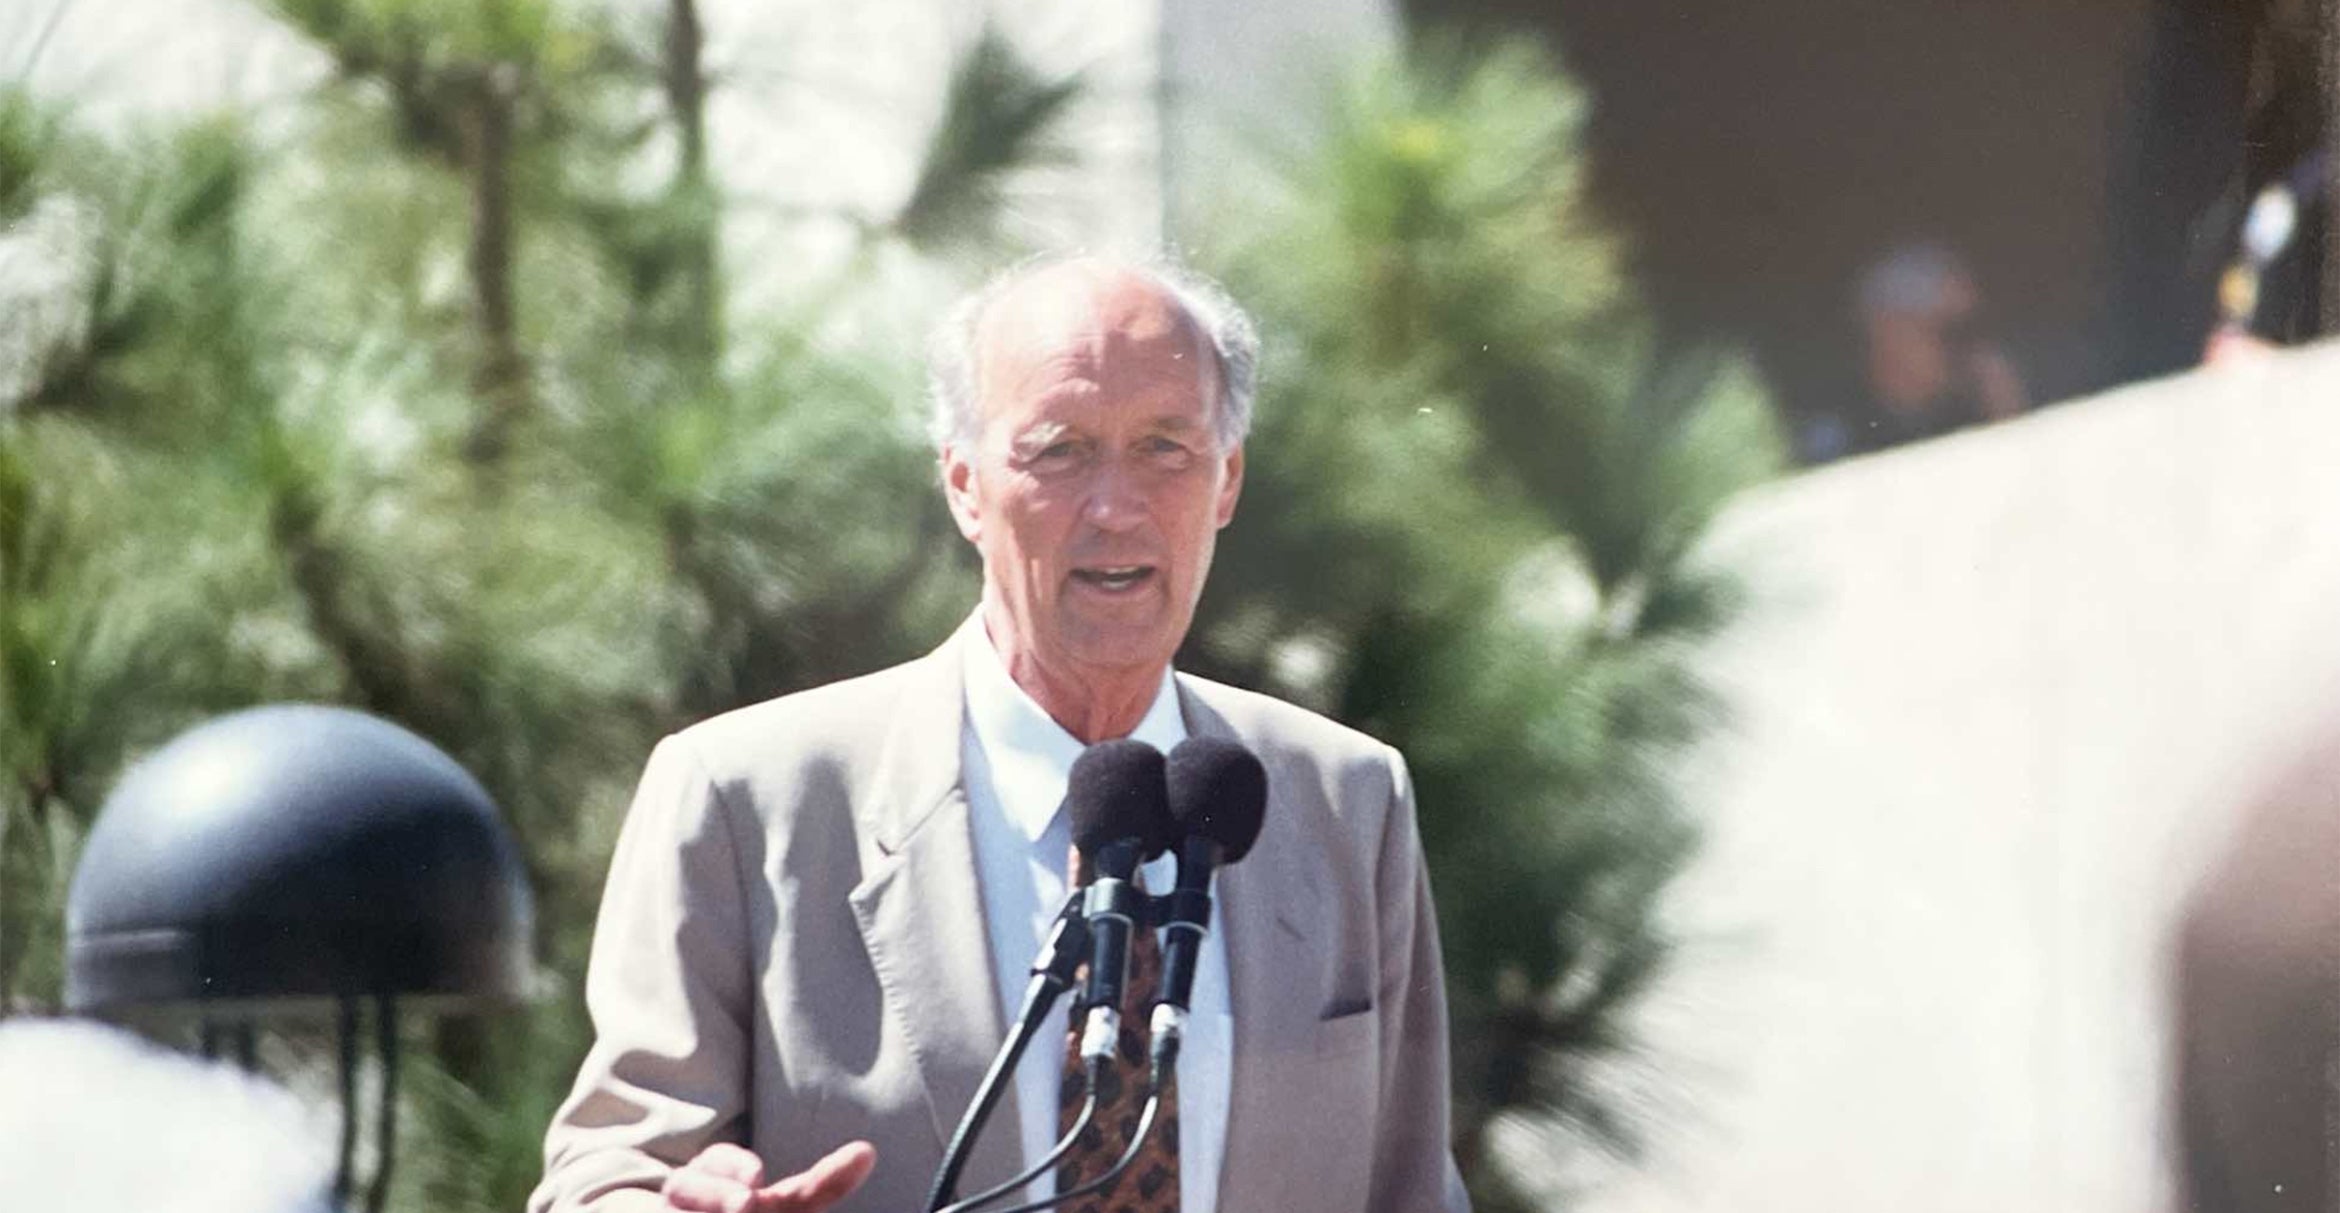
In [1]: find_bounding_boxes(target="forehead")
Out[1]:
[972,264,1218,427]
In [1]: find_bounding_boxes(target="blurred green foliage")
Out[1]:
[1185,44,1780,1208]
[0,10,1776,1212]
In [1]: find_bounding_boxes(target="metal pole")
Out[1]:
[369,992,399,1213]
[2324,0,2340,334]
[333,995,359,1206]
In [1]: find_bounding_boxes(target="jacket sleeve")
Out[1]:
[1368,745,1473,1212]
[529,736,759,1213]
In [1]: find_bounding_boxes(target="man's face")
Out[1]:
[941,266,1244,692]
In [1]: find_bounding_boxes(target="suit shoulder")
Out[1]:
[663,655,935,777]
[1178,673,1397,773]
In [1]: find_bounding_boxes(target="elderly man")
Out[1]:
[531,256,1467,1213]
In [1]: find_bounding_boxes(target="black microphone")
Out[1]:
[1150,737,1267,1078]
[1066,739,1173,1068]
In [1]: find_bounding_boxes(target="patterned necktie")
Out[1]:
[1057,889,1180,1212]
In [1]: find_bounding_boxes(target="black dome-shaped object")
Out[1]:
[66,705,534,1016]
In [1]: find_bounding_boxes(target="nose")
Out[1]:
[1081,457,1146,533]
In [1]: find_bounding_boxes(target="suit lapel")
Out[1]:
[846,628,1024,1192]
[1177,680,1327,1211]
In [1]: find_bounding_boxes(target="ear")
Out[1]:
[941,443,983,542]
[1213,443,1244,530]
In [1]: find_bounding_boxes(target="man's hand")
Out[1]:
[661,1141,877,1213]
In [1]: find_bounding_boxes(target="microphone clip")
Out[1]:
[1032,890,1090,987]
[1074,877,1148,1020]
[1081,876,1149,927]
[1074,883,1208,936]
[1153,888,1210,934]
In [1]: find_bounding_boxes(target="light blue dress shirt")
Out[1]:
[959,626,1231,1213]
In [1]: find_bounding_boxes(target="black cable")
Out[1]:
[978,1092,1164,1213]
[938,1060,1103,1213]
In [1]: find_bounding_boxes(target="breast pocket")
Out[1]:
[1235,1004,1380,1129]
[1261,1005,1379,1211]
[1310,1004,1381,1129]
[1314,1002,1378,1059]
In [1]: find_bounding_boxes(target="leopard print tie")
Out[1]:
[1056,901,1179,1212]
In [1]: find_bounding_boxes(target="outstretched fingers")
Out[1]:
[755,1141,878,1211]
[664,1142,769,1212]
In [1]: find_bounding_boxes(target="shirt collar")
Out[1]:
[961,615,1187,845]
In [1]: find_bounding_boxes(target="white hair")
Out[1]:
[925,254,1260,453]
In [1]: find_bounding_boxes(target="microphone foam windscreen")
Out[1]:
[1165,737,1267,862]
[1067,739,1173,858]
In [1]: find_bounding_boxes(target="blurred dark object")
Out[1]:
[63,704,535,1213]
[2202,152,2329,364]
[2237,151,2329,344]
[2111,0,2331,380]
[2172,712,2340,1213]
[66,704,533,1013]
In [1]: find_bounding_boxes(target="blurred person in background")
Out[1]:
[1802,243,2030,461]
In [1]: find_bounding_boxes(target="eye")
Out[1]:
[1031,440,1086,470]
[1015,435,1089,473]
[1140,435,1195,463]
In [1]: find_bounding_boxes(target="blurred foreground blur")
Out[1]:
[1584,342,2340,1213]
[0,1018,337,1213]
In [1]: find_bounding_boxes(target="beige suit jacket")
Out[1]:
[531,629,1469,1213]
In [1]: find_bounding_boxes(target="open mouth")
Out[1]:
[1070,565,1156,592]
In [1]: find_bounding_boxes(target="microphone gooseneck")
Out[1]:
[925,890,1089,1212]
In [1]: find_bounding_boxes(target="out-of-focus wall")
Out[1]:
[1580,342,2340,1213]
[1408,0,2177,434]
